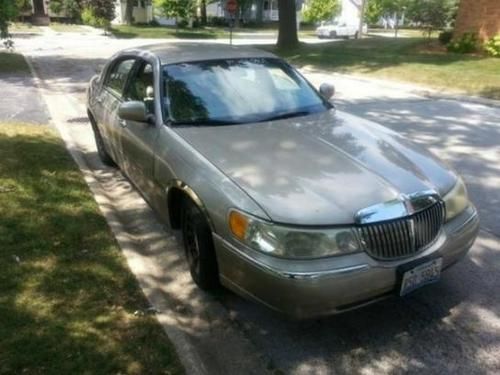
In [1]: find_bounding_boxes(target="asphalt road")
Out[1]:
[15,31,500,374]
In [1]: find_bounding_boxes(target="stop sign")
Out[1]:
[226,0,238,14]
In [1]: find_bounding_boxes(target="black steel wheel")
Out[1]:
[182,199,219,290]
[89,116,115,166]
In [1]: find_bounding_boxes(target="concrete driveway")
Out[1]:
[14,31,500,374]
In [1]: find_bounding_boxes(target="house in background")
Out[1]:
[20,0,154,25]
[454,0,500,41]
[113,0,154,25]
[205,0,283,22]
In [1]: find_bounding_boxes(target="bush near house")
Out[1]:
[447,32,478,53]
[438,30,453,45]
[484,35,500,57]
[81,0,115,29]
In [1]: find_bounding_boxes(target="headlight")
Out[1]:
[228,210,361,259]
[443,178,469,221]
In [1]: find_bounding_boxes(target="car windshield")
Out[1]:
[162,58,330,126]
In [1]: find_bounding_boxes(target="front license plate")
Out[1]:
[400,258,442,296]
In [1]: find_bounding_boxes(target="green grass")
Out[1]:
[0,124,184,375]
[110,24,284,39]
[9,22,42,33]
[110,25,225,39]
[272,37,500,100]
[0,52,29,74]
[49,23,88,33]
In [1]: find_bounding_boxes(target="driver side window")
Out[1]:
[104,58,135,96]
[125,62,155,115]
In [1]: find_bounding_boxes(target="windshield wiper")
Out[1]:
[171,119,242,126]
[258,111,312,123]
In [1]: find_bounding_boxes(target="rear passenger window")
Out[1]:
[105,59,135,95]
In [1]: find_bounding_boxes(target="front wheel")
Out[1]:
[89,116,115,166]
[182,199,219,290]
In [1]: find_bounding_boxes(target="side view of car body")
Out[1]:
[316,20,368,39]
[87,43,479,318]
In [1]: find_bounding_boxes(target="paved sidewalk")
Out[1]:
[0,70,49,124]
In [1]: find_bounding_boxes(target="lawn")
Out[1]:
[110,24,225,39]
[49,23,88,33]
[9,22,42,34]
[110,24,286,39]
[273,37,500,100]
[0,52,29,74]
[0,123,183,374]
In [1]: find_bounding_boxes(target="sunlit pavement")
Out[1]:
[13,31,500,374]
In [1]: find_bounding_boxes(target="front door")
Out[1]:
[33,0,46,15]
[98,57,137,165]
[119,60,160,205]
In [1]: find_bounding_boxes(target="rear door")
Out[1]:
[98,57,137,165]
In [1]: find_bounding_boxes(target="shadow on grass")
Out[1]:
[0,126,183,374]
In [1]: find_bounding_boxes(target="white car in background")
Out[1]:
[316,20,368,39]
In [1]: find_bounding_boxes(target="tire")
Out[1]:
[354,31,359,39]
[329,31,337,39]
[89,116,115,166]
[181,199,219,290]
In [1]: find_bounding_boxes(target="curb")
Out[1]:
[23,54,208,375]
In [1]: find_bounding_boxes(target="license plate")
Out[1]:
[400,258,442,296]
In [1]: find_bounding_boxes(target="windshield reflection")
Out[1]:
[163,58,330,125]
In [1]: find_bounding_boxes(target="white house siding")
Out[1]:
[113,0,153,24]
[339,0,362,25]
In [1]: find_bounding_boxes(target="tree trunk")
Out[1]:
[394,11,399,38]
[277,0,299,49]
[256,0,264,25]
[125,0,134,25]
[200,0,207,25]
[358,0,366,39]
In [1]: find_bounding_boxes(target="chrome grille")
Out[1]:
[358,202,445,260]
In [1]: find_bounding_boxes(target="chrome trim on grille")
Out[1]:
[358,201,445,260]
[355,189,440,224]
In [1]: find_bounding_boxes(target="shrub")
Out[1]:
[81,6,109,29]
[438,30,453,45]
[81,7,96,25]
[208,16,228,27]
[484,35,500,57]
[447,32,477,53]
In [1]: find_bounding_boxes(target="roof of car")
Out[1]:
[121,43,278,65]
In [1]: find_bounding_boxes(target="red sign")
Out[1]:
[226,0,238,14]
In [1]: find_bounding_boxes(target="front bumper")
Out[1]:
[214,205,479,318]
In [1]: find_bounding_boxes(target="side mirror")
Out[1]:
[118,101,149,123]
[319,83,335,100]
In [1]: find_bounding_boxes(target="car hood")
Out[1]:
[174,110,456,225]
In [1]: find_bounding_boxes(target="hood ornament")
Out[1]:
[355,189,441,225]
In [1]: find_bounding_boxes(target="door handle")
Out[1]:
[119,119,127,128]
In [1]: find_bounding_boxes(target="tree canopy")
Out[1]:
[364,0,458,32]
[0,0,19,38]
[154,0,196,24]
[303,0,341,23]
